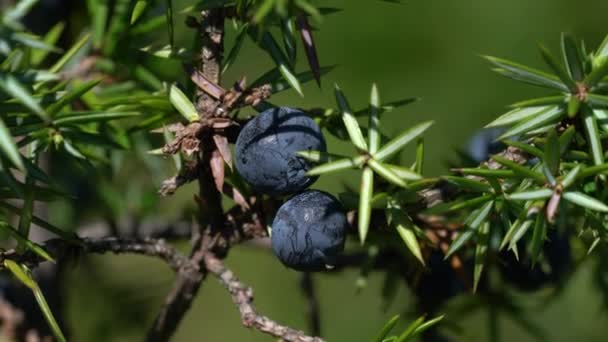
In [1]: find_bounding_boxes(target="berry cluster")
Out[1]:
[235,107,348,271]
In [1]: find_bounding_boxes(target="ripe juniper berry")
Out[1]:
[235,107,326,196]
[271,190,348,271]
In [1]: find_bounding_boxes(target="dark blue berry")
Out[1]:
[271,190,348,271]
[235,107,326,196]
[466,128,506,163]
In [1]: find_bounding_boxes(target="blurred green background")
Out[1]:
[34,0,608,341]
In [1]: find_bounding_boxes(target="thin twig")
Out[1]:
[203,254,325,342]
[0,237,193,273]
[0,235,327,342]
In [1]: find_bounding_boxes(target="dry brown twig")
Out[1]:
[204,254,325,342]
[0,235,324,342]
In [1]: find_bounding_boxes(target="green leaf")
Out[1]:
[32,284,66,342]
[395,316,425,342]
[582,105,604,166]
[484,55,568,91]
[10,32,60,52]
[491,155,545,184]
[335,84,368,151]
[101,0,131,55]
[278,64,303,97]
[584,58,608,87]
[579,163,608,178]
[31,22,65,66]
[359,167,374,243]
[561,33,585,81]
[306,156,365,176]
[0,202,80,243]
[3,260,36,289]
[375,121,434,161]
[593,108,608,135]
[559,125,576,154]
[486,106,551,128]
[384,164,422,181]
[256,66,335,95]
[467,200,495,228]
[0,223,53,262]
[253,0,274,22]
[567,95,581,118]
[508,217,534,252]
[456,168,516,179]
[368,159,407,187]
[503,140,543,158]
[280,18,297,66]
[414,138,424,174]
[17,177,34,251]
[62,140,86,159]
[424,194,493,215]
[353,97,419,117]
[411,316,445,338]
[179,0,234,13]
[390,210,424,265]
[222,23,249,74]
[4,0,38,23]
[374,315,400,342]
[563,191,608,212]
[0,118,24,172]
[50,33,91,73]
[544,128,560,174]
[0,159,23,197]
[165,0,174,47]
[473,221,490,292]
[297,150,348,163]
[509,96,566,108]
[588,94,608,108]
[369,84,381,154]
[538,44,576,91]
[0,73,48,122]
[53,111,139,125]
[130,13,166,35]
[3,260,66,342]
[561,165,580,188]
[596,33,608,66]
[131,0,149,24]
[529,213,546,264]
[500,203,531,250]
[542,163,557,187]
[294,0,321,21]
[507,188,553,201]
[139,45,193,60]
[133,64,162,90]
[404,178,439,192]
[497,106,565,139]
[169,84,199,122]
[445,200,494,258]
[256,31,303,96]
[442,176,492,193]
[47,79,101,116]
[89,0,108,48]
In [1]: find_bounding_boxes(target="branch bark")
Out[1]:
[146,7,228,341]
[0,237,192,273]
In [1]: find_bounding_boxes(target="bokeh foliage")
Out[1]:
[2,0,608,341]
